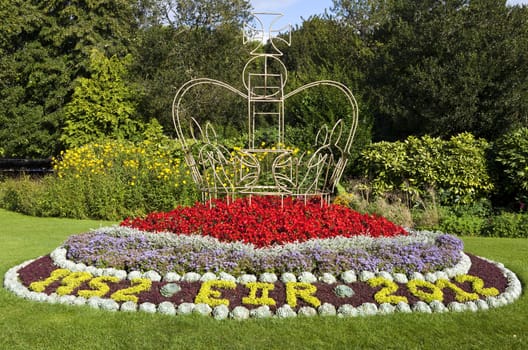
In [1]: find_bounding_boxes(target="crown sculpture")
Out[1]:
[173,13,359,203]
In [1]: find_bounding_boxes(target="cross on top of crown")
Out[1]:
[243,12,292,56]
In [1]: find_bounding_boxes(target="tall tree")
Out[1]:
[331,0,528,141]
[0,0,147,157]
[131,0,253,137]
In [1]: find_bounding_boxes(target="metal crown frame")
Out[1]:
[172,13,359,203]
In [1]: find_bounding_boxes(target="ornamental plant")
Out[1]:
[357,133,493,205]
[120,196,407,247]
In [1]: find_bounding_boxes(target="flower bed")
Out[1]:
[120,196,408,247]
[2,196,523,319]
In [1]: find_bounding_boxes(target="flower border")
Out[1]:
[4,251,522,320]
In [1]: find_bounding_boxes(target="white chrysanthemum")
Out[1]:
[193,303,212,316]
[359,271,375,282]
[298,272,317,283]
[340,270,357,283]
[259,272,278,283]
[212,305,230,320]
[144,270,162,282]
[412,301,432,313]
[177,303,195,315]
[319,273,337,284]
[395,302,412,313]
[297,306,317,317]
[158,301,176,315]
[199,272,217,282]
[275,304,297,318]
[237,274,257,284]
[280,272,297,283]
[337,304,358,317]
[100,299,119,311]
[139,302,157,313]
[182,272,201,282]
[250,305,273,319]
[163,272,181,282]
[230,306,250,320]
[318,303,337,316]
[378,303,396,314]
[120,301,137,312]
[218,272,236,282]
[127,271,142,280]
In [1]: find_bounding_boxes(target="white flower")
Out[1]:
[144,270,162,282]
[395,302,412,313]
[158,301,176,315]
[340,271,357,283]
[410,272,425,281]
[100,299,119,311]
[139,302,157,313]
[230,306,250,320]
[298,271,317,283]
[429,300,447,313]
[447,302,466,312]
[164,272,182,282]
[318,303,337,316]
[378,303,396,314]
[237,274,257,284]
[182,272,201,282]
[213,305,230,320]
[393,273,408,284]
[357,303,378,316]
[200,272,217,282]
[359,271,375,282]
[297,306,317,317]
[120,301,137,312]
[127,271,142,280]
[193,303,212,316]
[319,273,337,284]
[259,272,277,283]
[218,272,236,282]
[275,305,297,318]
[250,305,273,319]
[412,301,432,313]
[280,272,297,283]
[337,304,358,317]
[177,303,195,315]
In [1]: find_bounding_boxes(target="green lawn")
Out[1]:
[0,209,526,350]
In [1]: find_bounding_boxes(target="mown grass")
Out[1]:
[0,208,526,350]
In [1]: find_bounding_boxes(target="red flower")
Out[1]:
[120,196,407,247]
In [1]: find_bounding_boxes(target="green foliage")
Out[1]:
[342,0,528,140]
[0,137,199,220]
[358,133,494,205]
[0,0,145,158]
[61,49,142,148]
[492,127,528,203]
[482,212,528,238]
[438,215,485,237]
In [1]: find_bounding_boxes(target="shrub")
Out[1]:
[357,133,494,205]
[481,212,528,238]
[0,137,200,220]
[438,214,485,237]
[492,127,528,204]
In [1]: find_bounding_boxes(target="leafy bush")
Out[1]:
[481,212,528,238]
[357,133,494,205]
[0,137,199,220]
[438,214,485,237]
[492,127,528,204]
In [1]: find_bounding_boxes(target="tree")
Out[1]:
[61,49,141,147]
[131,0,253,137]
[0,0,147,157]
[345,0,528,141]
[279,16,373,161]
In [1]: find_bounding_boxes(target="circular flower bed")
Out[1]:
[3,196,523,319]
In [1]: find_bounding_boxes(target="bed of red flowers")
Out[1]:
[120,196,408,247]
